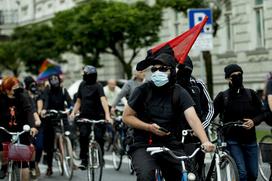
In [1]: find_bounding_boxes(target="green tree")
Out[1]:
[12,24,64,75]
[0,41,21,76]
[53,0,162,78]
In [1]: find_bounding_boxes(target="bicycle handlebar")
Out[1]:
[0,125,30,136]
[146,146,202,161]
[213,121,245,129]
[43,109,70,118]
[76,118,105,124]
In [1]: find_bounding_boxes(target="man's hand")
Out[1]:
[40,109,47,118]
[105,115,113,124]
[147,123,170,137]
[243,118,254,130]
[201,141,215,152]
[30,127,38,137]
[110,107,116,116]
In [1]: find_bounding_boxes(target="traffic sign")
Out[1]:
[188,8,213,51]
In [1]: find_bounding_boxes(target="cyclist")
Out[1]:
[70,65,112,170]
[176,56,214,180]
[212,64,264,181]
[41,74,73,176]
[111,66,145,114]
[24,76,43,178]
[0,76,37,181]
[123,52,214,181]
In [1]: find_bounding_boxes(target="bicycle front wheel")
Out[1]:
[217,154,239,181]
[259,135,272,181]
[62,136,74,180]
[112,132,123,171]
[87,142,103,181]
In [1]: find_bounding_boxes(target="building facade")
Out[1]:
[0,0,272,95]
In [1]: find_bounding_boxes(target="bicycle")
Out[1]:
[111,104,134,174]
[0,125,34,181]
[76,118,105,181]
[258,128,272,181]
[146,145,202,181]
[43,109,74,180]
[205,121,241,181]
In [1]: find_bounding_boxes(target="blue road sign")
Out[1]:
[188,9,213,33]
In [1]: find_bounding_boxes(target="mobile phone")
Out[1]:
[159,127,169,133]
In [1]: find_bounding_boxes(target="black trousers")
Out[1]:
[79,123,106,161]
[131,147,183,181]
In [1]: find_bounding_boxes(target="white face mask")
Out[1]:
[151,71,169,87]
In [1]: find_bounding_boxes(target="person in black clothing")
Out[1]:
[0,76,37,180]
[24,76,43,178]
[176,56,214,180]
[123,52,214,181]
[212,64,264,181]
[41,74,73,176]
[70,65,112,170]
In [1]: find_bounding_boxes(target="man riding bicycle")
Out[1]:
[123,49,214,181]
[70,65,112,170]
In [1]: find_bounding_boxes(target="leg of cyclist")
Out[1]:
[94,123,106,165]
[43,124,55,176]
[78,124,91,169]
[131,148,160,181]
[243,142,258,181]
[227,140,248,181]
[34,126,44,177]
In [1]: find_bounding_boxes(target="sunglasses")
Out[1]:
[151,66,171,73]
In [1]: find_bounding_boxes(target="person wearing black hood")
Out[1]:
[212,64,264,181]
[24,76,43,178]
[70,65,112,170]
[176,56,214,180]
[41,74,73,176]
[123,52,214,181]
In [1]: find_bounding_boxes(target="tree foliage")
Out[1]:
[0,41,21,76]
[12,24,64,74]
[53,0,162,78]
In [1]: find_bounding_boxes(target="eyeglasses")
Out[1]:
[151,66,170,73]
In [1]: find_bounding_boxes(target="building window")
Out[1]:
[48,3,52,8]
[60,0,65,3]
[254,0,265,47]
[21,5,28,16]
[225,1,233,50]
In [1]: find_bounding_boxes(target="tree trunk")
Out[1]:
[202,51,213,98]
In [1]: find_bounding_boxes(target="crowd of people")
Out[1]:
[0,51,271,181]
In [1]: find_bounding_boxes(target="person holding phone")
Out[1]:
[123,50,214,181]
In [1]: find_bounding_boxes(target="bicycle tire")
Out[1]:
[87,142,103,181]
[55,150,64,176]
[112,132,123,171]
[216,154,239,181]
[8,162,18,181]
[259,135,272,181]
[62,136,74,180]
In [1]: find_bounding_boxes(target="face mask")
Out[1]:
[50,79,60,87]
[30,85,38,94]
[230,74,243,89]
[13,87,24,97]
[151,71,169,87]
[177,68,192,86]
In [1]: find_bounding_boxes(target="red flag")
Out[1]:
[150,16,208,64]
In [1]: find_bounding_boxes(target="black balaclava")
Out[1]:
[48,74,61,89]
[224,64,244,91]
[177,56,193,87]
[83,65,97,85]
[24,76,38,94]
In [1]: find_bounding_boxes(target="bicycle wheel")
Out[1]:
[87,142,103,181]
[112,132,123,170]
[55,150,64,176]
[128,157,134,175]
[62,136,74,180]
[259,135,272,181]
[217,154,239,181]
[8,162,18,181]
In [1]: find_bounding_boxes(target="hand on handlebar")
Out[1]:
[242,118,254,130]
[30,127,38,137]
[105,115,113,124]
[201,141,215,152]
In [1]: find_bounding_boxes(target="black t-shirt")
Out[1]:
[77,81,105,119]
[0,92,35,132]
[213,88,263,143]
[128,82,194,147]
[267,80,272,96]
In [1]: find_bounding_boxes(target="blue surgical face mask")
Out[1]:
[151,71,169,87]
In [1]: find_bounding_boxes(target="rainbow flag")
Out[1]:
[37,59,62,82]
